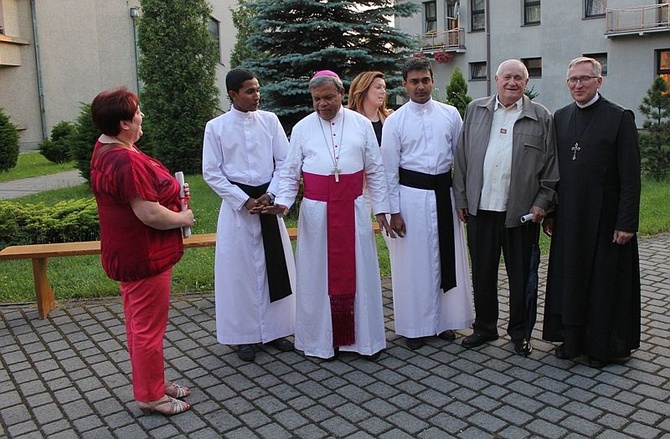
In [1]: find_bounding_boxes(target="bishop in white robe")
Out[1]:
[266,71,392,359]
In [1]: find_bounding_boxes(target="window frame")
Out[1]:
[208,17,221,64]
[424,1,437,33]
[585,0,606,18]
[470,61,487,80]
[524,0,541,25]
[521,57,542,78]
[471,0,486,32]
[657,48,670,87]
[583,52,608,76]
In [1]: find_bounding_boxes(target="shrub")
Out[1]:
[444,67,472,118]
[638,76,670,181]
[0,198,100,249]
[0,108,20,172]
[69,103,99,182]
[39,121,77,163]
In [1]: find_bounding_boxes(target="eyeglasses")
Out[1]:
[567,76,598,85]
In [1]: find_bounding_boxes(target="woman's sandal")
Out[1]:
[137,396,190,416]
[165,381,191,399]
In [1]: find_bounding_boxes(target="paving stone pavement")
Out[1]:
[0,233,669,439]
[0,170,86,200]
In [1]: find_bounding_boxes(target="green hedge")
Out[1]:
[0,198,99,250]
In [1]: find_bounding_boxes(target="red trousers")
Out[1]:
[120,269,171,402]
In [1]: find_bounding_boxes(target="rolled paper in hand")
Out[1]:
[520,213,534,224]
[175,171,192,238]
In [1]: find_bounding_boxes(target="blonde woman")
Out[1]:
[348,71,392,146]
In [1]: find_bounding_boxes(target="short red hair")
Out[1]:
[91,87,140,136]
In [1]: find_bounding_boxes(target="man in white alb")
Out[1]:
[202,68,296,362]
[262,70,393,360]
[381,57,474,351]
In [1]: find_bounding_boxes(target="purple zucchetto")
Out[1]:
[312,70,340,80]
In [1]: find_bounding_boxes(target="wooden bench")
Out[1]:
[0,223,381,319]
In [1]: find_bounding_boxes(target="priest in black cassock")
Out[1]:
[542,57,641,369]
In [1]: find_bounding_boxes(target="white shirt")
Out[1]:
[479,98,522,211]
[381,99,462,214]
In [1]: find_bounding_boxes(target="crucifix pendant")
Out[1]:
[571,142,581,161]
[332,167,340,183]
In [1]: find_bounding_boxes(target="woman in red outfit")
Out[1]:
[89,87,195,416]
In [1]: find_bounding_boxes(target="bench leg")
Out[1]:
[31,258,56,319]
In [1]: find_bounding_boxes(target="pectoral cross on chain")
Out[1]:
[331,167,340,183]
[571,142,581,161]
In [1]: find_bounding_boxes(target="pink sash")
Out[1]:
[303,170,363,347]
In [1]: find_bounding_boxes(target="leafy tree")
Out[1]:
[240,0,420,132]
[444,67,472,117]
[0,108,19,172]
[638,76,670,180]
[138,0,219,174]
[39,121,77,163]
[230,0,261,68]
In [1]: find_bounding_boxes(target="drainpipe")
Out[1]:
[130,7,141,95]
[31,0,47,140]
[485,0,491,96]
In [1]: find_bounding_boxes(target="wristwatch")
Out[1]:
[266,192,276,204]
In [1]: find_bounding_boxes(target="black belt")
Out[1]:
[399,168,457,292]
[230,181,292,303]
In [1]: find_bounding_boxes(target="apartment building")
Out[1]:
[394,0,670,126]
[0,0,235,150]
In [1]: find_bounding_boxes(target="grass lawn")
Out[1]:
[0,161,666,303]
[0,151,76,183]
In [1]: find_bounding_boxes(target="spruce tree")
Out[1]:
[444,67,472,118]
[638,76,670,180]
[138,0,219,174]
[0,108,19,172]
[239,0,420,132]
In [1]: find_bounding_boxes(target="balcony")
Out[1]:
[415,28,466,53]
[605,3,670,37]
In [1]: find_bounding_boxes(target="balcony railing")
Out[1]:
[415,28,466,52]
[605,3,670,36]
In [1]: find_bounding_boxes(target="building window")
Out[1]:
[658,49,670,87]
[424,1,437,33]
[522,57,542,78]
[471,0,485,31]
[524,0,541,25]
[0,2,4,35]
[585,0,606,18]
[470,62,487,80]
[584,52,608,75]
[208,17,221,63]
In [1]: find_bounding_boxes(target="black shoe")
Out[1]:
[237,344,256,362]
[324,347,340,362]
[513,339,532,357]
[586,357,607,369]
[461,332,499,348]
[406,337,425,350]
[267,337,294,352]
[361,350,382,361]
[554,343,574,360]
[437,330,456,341]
